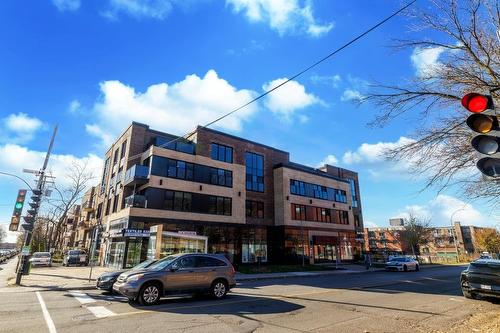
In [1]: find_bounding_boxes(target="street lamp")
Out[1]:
[450,208,466,262]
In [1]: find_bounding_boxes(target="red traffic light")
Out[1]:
[461,93,492,113]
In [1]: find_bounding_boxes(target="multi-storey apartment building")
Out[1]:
[363,226,408,259]
[74,187,98,250]
[60,204,80,251]
[95,122,364,268]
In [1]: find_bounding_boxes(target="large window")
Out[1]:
[246,200,264,218]
[211,143,233,163]
[245,152,264,192]
[290,179,347,203]
[346,179,358,207]
[291,203,349,224]
[142,187,231,216]
[152,136,195,155]
[151,155,232,187]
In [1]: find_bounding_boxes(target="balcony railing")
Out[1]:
[123,165,149,187]
[125,194,147,208]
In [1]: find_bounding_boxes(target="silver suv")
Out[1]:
[113,253,237,305]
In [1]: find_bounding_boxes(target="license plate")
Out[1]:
[79,256,86,262]
[480,284,491,290]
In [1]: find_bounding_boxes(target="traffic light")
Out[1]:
[462,93,500,178]
[9,189,27,231]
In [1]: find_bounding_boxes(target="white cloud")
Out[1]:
[340,89,363,102]
[395,194,493,227]
[226,0,333,37]
[411,46,445,77]
[2,113,45,143]
[103,0,174,20]
[68,99,81,114]
[87,70,258,147]
[0,143,103,189]
[364,220,379,228]
[310,74,341,88]
[342,137,415,165]
[52,0,81,12]
[316,154,339,168]
[262,78,320,120]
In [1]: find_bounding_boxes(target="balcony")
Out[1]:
[123,165,149,187]
[125,194,147,208]
[82,199,95,212]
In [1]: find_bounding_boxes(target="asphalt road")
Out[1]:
[0,265,498,333]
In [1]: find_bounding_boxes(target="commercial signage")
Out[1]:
[178,231,197,236]
[123,229,150,238]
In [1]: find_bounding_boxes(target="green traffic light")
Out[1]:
[15,202,23,209]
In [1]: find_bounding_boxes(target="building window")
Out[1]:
[347,178,358,207]
[113,149,119,165]
[245,152,264,192]
[112,194,119,213]
[290,179,347,203]
[100,157,110,194]
[105,198,111,216]
[291,203,348,224]
[143,187,231,216]
[151,155,232,187]
[120,140,127,159]
[151,136,196,155]
[246,200,264,218]
[211,143,233,163]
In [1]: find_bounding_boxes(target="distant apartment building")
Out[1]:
[73,186,100,253]
[61,205,80,250]
[389,218,404,227]
[91,122,364,268]
[420,222,494,259]
[363,226,408,258]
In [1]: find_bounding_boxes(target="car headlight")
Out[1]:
[100,276,115,282]
[126,274,144,282]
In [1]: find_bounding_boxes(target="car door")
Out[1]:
[195,256,222,289]
[164,256,199,293]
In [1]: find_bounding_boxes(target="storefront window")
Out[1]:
[126,239,143,268]
[158,234,207,258]
[147,235,157,260]
[108,241,125,269]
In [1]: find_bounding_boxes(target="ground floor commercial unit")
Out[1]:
[101,212,361,269]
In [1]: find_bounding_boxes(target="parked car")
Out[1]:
[113,253,237,305]
[62,249,88,266]
[460,259,500,300]
[29,252,52,267]
[385,256,419,272]
[96,259,158,292]
[478,252,493,260]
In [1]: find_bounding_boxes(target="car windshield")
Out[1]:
[147,255,179,271]
[68,250,82,255]
[391,258,406,262]
[133,259,155,270]
[33,253,50,258]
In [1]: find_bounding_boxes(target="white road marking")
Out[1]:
[35,291,57,333]
[69,290,96,304]
[87,306,116,318]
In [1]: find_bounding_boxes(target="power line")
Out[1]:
[127,0,417,163]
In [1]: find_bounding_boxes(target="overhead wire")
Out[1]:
[126,0,417,163]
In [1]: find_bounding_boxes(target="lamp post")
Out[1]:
[450,208,465,262]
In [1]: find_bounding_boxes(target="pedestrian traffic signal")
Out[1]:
[463,93,500,178]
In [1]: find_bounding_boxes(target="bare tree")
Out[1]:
[360,0,500,203]
[401,211,432,256]
[0,226,6,244]
[45,161,94,251]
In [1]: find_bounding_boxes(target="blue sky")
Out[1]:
[1,0,498,242]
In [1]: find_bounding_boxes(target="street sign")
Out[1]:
[21,246,30,255]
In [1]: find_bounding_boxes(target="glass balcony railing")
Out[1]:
[123,165,149,187]
[124,194,147,208]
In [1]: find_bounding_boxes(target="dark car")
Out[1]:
[62,249,88,266]
[96,259,157,292]
[461,259,500,299]
[113,253,236,305]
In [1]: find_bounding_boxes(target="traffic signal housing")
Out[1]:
[9,189,27,231]
[463,93,500,178]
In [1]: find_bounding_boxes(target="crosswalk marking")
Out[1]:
[69,290,96,304]
[87,306,116,318]
[69,290,116,319]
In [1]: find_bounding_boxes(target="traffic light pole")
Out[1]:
[15,125,57,285]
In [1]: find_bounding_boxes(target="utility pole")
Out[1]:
[16,125,57,285]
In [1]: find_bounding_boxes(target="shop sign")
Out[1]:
[123,229,150,238]
[109,229,123,237]
[178,231,197,236]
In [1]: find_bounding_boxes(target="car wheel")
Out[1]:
[415,264,419,271]
[139,283,161,306]
[461,279,477,299]
[210,280,228,299]
[403,265,408,272]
